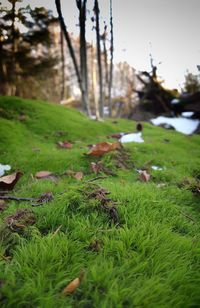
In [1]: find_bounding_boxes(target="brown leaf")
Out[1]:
[57,141,73,149]
[107,133,122,139]
[90,162,102,174]
[32,192,54,206]
[0,172,23,191]
[62,277,80,295]
[0,200,8,212]
[139,170,151,182]
[74,172,83,181]
[18,114,28,121]
[35,171,53,179]
[87,142,122,157]
[5,209,35,231]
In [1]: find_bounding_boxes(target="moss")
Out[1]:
[0,96,200,307]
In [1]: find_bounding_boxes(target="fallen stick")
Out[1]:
[86,176,107,183]
[0,196,35,202]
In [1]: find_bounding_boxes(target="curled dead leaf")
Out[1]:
[87,141,122,157]
[57,141,73,149]
[62,277,80,295]
[139,170,151,182]
[0,172,23,191]
[35,171,53,179]
[74,172,83,181]
[5,209,35,231]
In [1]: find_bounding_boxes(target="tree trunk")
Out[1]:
[77,0,91,115]
[90,44,100,120]
[108,0,114,117]
[94,0,104,118]
[55,0,90,115]
[102,24,109,108]
[60,29,65,101]
[11,0,17,95]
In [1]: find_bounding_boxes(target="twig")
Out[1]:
[0,196,35,202]
[51,225,62,238]
[0,254,11,261]
[86,176,107,183]
[180,211,195,222]
[0,190,10,195]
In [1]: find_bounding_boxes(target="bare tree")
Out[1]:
[60,29,65,101]
[55,0,90,115]
[108,0,114,117]
[90,44,100,119]
[102,23,109,105]
[76,0,90,115]
[93,0,104,118]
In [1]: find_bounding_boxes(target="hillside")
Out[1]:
[0,96,200,307]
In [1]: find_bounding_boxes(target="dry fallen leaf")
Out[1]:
[32,192,54,206]
[0,200,8,212]
[0,172,23,191]
[64,170,83,181]
[35,171,53,179]
[74,172,83,181]
[139,170,151,182]
[62,270,85,295]
[5,209,35,231]
[107,133,122,139]
[57,141,73,149]
[87,141,122,157]
[90,162,101,174]
[62,277,80,295]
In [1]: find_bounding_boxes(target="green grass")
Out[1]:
[0,96,200,307]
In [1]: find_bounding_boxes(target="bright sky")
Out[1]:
[2,0,200,89]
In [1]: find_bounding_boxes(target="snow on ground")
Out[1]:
[0,164,11,176]
[181,112,194,118]
[151,116,200,135]
[120,132,144,143]
[151,166,164,171]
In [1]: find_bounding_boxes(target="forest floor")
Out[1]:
[0,96,200,307]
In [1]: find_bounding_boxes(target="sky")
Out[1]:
[2,0,200,89]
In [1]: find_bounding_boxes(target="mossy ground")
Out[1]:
[0,96,200,307]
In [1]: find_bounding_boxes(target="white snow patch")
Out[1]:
[89,115,96,120]
[151,116,199,135]
[181,112,194,118]
[103,106,109,115]
[120,132,144,143]
[151,166,164,171]
[171,98,180,105]
[0,164,11,177]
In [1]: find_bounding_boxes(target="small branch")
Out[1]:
[0,191,10,195]
[180,211,195,222]
[86,176,107,182]
[51,225,62,238]
[0,196,35,202]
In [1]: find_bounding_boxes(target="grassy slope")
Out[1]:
[0,96,200,308]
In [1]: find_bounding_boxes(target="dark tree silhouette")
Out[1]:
[60,29,65,101]
[76,0,91,115]
[93,0,104,117]
[108,0,114,117]
[55,0,90,115]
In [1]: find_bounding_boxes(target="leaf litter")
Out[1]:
[5,209,35,231]
[0,172,23,191]
[87,141,122,157]
[86,187,120,225]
